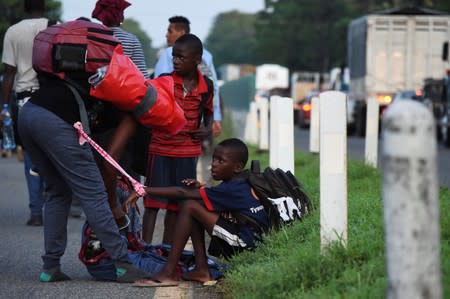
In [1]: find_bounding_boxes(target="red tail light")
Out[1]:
[302,103,312,112]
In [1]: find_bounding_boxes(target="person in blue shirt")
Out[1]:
[124,138,268,285]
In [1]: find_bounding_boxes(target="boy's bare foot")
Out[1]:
[182,268,212,283]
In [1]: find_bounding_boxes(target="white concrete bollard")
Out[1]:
[269,96,295,173]
[382,100,441,299]
[244,102,259,145]
[258,97,269,151]
[309,96,320,153]
[365,97,380,167]
[319,91,348,250]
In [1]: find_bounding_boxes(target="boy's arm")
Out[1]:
[124,186,202,213]
[98,113,139,225]
[189,110,213,140]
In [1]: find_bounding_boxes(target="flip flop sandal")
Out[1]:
[133,279,179,288]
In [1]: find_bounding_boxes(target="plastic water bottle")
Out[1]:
[2,104,16,151]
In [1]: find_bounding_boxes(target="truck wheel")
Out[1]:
[298,111,307,129]
[354,103,366,137]
[444,125,450,148]
[347,124,355,136]
[355,114,366,137]
[436,124,443,142]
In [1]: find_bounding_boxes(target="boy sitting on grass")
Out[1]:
[124,138,268,285]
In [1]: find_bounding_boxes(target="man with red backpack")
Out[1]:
[18,18,150,283]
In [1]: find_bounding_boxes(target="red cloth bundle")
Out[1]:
[90,46,186,135]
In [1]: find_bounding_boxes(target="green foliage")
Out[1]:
[207,0,450,72]
[123,18,157,68]
[256,0,358,72]
[0,1,157,72]
[205,10,258,67]
[218,148,450,298]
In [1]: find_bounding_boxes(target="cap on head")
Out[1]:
[92,0,131,27]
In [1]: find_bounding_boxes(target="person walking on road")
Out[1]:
[1,0,50,226]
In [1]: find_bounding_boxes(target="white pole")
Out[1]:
[269,96,295,173]
[319,91,348,251]
[365,97,380,167]
[244,102,258,145]
[382,100,441,299]
[258,97,269,151]
[309,96,320,153]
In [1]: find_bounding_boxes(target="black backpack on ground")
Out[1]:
[246,160,313,231]
[207,162,313,258]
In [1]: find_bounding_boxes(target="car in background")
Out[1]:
[421,78,450,147]
[393,89,423,102]
[295,91,319,129]
[296,98,312,128]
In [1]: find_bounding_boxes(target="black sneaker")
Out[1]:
[114,261,149,283]
[26,215,43,226]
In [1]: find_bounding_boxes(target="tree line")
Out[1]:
[1,0,449,74]
[0,0,157,72]
[205,0,450,73]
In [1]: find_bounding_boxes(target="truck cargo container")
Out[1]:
[348,6,450,136]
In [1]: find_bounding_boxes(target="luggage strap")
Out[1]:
[73,122,146,197]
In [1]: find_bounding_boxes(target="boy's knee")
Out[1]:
[179,200,202,213]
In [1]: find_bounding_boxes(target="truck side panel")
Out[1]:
[365,15,450,98]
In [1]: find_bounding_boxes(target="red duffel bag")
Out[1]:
[90,46,186,135]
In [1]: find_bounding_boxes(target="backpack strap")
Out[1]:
[158,73,213,128]
[63,81,91,135]
[199,75,213,127]
[250,160,261,174]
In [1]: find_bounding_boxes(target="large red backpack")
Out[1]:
[32,19,119,79]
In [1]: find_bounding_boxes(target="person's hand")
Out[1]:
[123,191,140,214]
[187,127,211,140]
[212,121,222,137]
[181,178,204,188]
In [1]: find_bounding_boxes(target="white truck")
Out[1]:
[347,7,450,136]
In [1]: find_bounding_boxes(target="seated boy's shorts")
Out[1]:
[143,154,197,211]
[208,217,248,259]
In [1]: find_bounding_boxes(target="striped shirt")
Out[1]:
[149,70,213,157]
[111,27,149,78]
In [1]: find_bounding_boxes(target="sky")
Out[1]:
[60,0,265,48]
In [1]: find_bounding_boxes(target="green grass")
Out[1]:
[218,147,450,299]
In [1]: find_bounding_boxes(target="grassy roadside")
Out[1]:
[217,147,450,299]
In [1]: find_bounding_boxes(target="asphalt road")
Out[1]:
[294,127,450,188]
[0,154,218,299]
